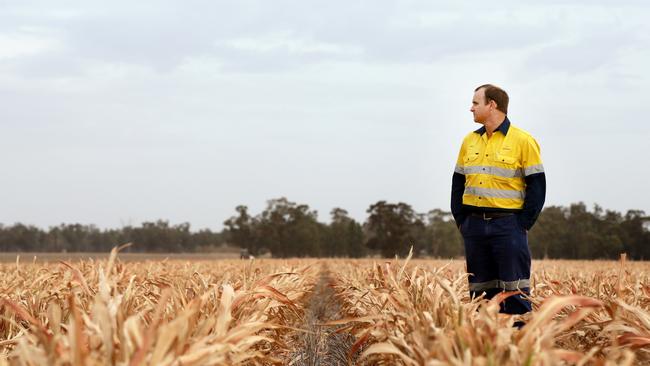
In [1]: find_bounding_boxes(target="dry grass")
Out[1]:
[0,251,242,263]
[329,253,650,365]
[0,247,316,365]
[2,248,650,365]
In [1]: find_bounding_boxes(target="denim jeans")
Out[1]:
[460,214,532,314]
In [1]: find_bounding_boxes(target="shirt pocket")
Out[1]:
[496,154,517,165]
[492,153,519,183]
[464,147,481,164]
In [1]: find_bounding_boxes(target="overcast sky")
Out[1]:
[1,1,649,230]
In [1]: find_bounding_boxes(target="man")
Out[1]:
[451,84,546,315]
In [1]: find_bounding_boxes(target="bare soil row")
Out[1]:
[287,264,357,366]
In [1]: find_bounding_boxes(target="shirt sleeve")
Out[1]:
[518,136,546,230]
[451,139,467,226]
[521,136,544,176]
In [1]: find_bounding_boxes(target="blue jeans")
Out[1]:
[460,214,532,314]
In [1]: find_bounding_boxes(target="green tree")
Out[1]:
[364,201,423,257]
[324,208,365,257]
[621,210,650,259]
[228,198,322,258]
[528,206,569,259]
[425,209,463,258]
[224,205,258,253]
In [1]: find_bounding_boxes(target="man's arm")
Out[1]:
[519,136,546,230]
[451,140,467,228]
[519,173,546,230]
[451,172,466,228]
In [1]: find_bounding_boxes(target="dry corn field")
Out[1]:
[1,248,650,365]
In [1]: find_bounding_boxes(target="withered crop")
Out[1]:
[2,248,649,365]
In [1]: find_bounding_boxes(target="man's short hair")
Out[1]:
[475,84,509,114]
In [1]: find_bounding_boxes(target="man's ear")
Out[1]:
[489,99,498,110]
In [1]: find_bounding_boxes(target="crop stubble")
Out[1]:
[1,249,649,365]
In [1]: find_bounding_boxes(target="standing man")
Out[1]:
[451,84,546,315]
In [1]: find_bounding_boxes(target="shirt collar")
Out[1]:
[474,117,510,136]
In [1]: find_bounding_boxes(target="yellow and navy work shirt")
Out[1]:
[451,117,546,230]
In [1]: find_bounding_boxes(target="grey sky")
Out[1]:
[1,1,649,230]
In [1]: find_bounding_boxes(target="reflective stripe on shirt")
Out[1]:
[463,165,523,178]
[464,186,525,200]
[524,164,545,176]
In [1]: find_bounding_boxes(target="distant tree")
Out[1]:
[529,204,647,260]
[364,201,423,257]
[621,210,650,259]
[1,200,648,258]
[192,229,224,251]
[0,224,42,251]
[128,220,191,252]
[256,198,321,257]
[225,198,322,258]
[529,206,569,259]
[324,208,365,257]
[224,205,258,254]
[425,209,463,258]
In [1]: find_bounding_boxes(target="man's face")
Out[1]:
[470,88,490,123]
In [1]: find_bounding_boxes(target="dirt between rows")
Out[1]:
[287,265,358,366]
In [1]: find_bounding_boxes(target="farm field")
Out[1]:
[1,250,649,365]
[0,250,242,263]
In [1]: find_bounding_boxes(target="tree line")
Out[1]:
[0,221,225,253]
[1,198,648,259]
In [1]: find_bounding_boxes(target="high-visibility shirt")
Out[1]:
[451,117,546,230]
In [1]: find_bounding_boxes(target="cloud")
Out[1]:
[2,0,650,228]
[525,32,635,74]
[0,1,573,76]
[0,30,62,60]
[520,3,648,75]
[220,31,363,57]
